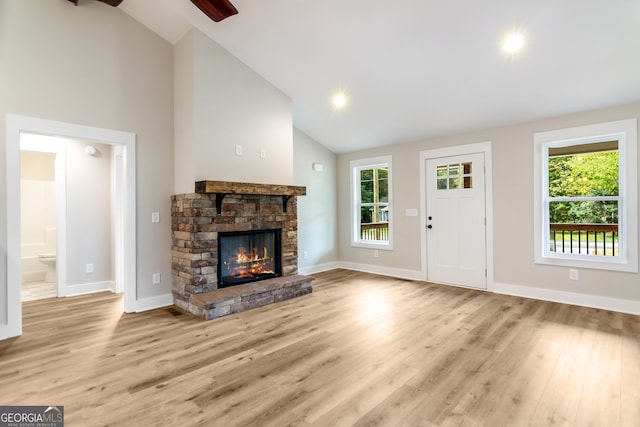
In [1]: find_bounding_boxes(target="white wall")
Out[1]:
[337,101,640,307]
[66,141,113,286]
[20,151,56,282]
[174,28,294,194]
[293,128,339,273]
[20,151,56,257]
[173,29,196,194]
[0,0,174,329]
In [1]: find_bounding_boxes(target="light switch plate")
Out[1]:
[152,212,160,223]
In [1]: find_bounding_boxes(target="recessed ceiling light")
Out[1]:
[332,92,347,110]
[503,33,524,53]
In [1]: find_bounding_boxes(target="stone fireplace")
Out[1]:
[171,181,313,320]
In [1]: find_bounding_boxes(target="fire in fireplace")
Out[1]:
[218,229,282,288]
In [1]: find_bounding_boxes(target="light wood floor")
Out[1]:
[1,269,639,426]
[21,280,57,301]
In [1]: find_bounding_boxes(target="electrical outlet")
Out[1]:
[569,269,579,280]
[151,212,160,223]
[303,251,308,259]
[86,263,94,274]
[373,250,379,258]
[152,273,161,285]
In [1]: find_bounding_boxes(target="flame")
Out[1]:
[225,246,274,279]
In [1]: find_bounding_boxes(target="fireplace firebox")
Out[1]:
[218,229,282,288]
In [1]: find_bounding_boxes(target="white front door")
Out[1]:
[426,153,486,289]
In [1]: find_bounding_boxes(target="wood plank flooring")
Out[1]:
[21,280,57,301]
[1,269,639,426]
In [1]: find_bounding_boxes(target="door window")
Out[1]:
[436,162,473,190]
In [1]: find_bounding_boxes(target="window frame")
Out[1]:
[350,155,393,250]
[534,119,638,272]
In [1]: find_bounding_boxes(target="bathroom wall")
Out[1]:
[20,151,56,282]
[66,141,113,288]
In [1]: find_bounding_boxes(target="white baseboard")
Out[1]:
[338,262,424,281]
[65,281,115,297]
[493,281,640,315]
[303,262,640,315]
[298,261,342,276]
[136,293,174,312]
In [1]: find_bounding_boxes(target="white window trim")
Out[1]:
[350,155,393,250]
[533,118,638,272]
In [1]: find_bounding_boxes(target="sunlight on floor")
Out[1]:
[87,295,126,370]
[355,288,393,338]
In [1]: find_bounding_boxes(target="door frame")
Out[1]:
[419,141,494,290]
[4,114,137,339]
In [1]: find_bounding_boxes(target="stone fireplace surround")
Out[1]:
[171,181,313,320]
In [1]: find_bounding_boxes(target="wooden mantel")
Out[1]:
[195,180,306,196]
[194,180,306,214]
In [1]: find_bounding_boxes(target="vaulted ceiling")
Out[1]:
[119,0,640,153]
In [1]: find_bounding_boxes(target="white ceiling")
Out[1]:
[119,0,640,153]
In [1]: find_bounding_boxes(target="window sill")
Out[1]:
[351,241,394,251]
[535,253,638,273]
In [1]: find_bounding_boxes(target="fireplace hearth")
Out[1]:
[171,181,313,320]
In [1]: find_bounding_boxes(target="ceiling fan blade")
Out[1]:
[97,0,124,6]
[191,0,238,22]
[67,0,124,6]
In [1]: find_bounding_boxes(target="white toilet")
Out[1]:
[38,253,57,283]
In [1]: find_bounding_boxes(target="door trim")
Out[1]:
[3,114,137,339]
[419,141,494,291]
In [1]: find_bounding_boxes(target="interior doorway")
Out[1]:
[20,135,119,301]
[4,114,137,339]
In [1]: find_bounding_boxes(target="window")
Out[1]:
[437,162,473,190]
[534,119,638,272]
[351,156,393,249]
